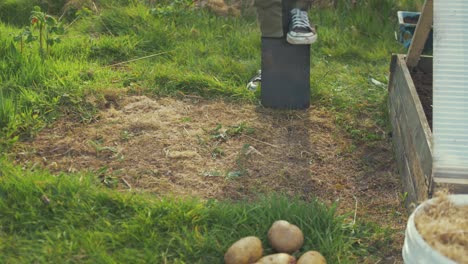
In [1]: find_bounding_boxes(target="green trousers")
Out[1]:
[254,0,310,37]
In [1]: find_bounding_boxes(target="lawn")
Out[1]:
[1,0,424,263]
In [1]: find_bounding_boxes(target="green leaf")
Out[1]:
[45,15,57,27]
[49,25,64,35]
[76,7,92,17]
[46,39,55,46]
[8,42,18,55]
[25,34,36,43]
[227,171,243,178]
[55,25,65,35]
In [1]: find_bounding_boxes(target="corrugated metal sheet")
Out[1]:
[433,0,468,178]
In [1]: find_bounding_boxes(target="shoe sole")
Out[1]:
[286,33,317,45]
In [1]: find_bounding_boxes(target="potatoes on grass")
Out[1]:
[254,253,296,264]
[297,251,326,264]
[224,236,263,264]
[267,220,304,253]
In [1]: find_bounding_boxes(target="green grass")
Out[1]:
[0,0,422,146]
[0,157,389,263]
[0,0,260,146]
[0,0,425,262]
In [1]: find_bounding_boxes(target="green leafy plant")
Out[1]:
[211,147,225,159]
[209,124,227,142]
[226,122,255,137]
[13,27,36,53]
[208,123,254,142]
[228,143,251,179]
[120,130,134,142]
[30,6,64,59]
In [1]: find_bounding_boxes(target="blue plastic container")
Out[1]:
[397,11,433,52]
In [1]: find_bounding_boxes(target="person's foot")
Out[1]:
[287,8,317,45]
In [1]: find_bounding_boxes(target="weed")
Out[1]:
[95,166,119,188]
[120,129,134,141]
[226,170,244,179]
[399,192,409,207]
[211,147,225,159]
[29,6,65,59]
[226,122,255,137]
[180,117,192,123]
[208,123,254,142]
[88,139,118,158]
[209,124,227,142]
[229,143,251,178]
[12,26,36,53]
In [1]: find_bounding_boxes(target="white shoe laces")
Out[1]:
[290,8,312,31]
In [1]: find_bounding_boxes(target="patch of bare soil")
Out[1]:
[15,95,406,262]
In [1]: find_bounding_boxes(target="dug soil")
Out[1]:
[14,95,406,263]
[411,68,433,129]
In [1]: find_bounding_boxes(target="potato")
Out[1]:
[224,236,263,264]
[267,220,304,253]
[254,253,296,264]
[297,251,327,264]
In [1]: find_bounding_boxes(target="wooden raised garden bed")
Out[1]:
[388,54,433,206]
[389,54,468,207]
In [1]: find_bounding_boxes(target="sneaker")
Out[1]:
[287,8,317,45]
[246,70,261,91]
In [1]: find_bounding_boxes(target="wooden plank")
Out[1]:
[396,55,433,158]
[389,102,418,207]
[399,94,432,193]
[394,83,427,201]
[388,54,433,203]
[389,56,419,206]
[406,0,433,67]
[403,156,418,209]
[434,177,468,194]
[395,56,433,201]
[389,56,419,205]
[393,63,422,197]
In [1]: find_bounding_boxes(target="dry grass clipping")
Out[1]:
[415,191,468,264]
